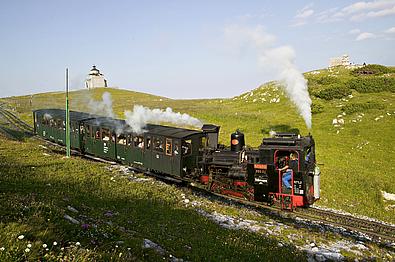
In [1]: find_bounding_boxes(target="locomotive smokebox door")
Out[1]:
[231,130,245,152]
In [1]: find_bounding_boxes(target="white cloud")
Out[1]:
[292,3,315,26]
[356,32,377,40]
[342,0,395,14]
[385,26,395,33]
[296,8,315,19]
[299,0,395,24]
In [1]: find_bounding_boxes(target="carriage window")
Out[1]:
[102,128,110,141]
[154,137,164,152]
[117,134,127,145]
[127,134,132,146]
[182,139,192,155]
[166,138,172,156]
[146,137,151,149]
[133,136,144,149]
[94,128,101,140]
[87,126,93,137]
[174,141,179,155]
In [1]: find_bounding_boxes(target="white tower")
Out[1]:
[85,65,108,89]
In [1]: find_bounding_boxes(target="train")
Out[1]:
[33,108,320,209]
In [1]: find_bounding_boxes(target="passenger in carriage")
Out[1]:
[279,153,298,189]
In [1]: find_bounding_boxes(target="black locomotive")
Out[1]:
[33,109,320,209]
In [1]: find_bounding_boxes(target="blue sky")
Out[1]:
[0,0,394,99]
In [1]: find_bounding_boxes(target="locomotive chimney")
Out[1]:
[201,124,220,149]
[231,130,245,151]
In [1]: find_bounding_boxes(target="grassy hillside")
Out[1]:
[1,65,395,224]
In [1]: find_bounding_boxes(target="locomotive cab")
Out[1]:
[248,133,319,208]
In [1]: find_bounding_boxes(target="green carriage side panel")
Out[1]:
[143,135,152,169]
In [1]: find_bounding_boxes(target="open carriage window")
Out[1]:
[146,137,151,149]
[101,128,110,141]
[117,134,127,145]
[174,141,179,155]
[182,139,192,155]
[154,137,164,152]
[133,136,144,149]
[94,127,101,140]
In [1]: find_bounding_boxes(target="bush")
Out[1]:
[347,77,395,93]
[341,102,385,114]
[351,64,393,76]
[311,102,324,114]
[315,85,352,100]
[316,76,338,85]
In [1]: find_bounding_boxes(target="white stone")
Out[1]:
[382,191,395,201]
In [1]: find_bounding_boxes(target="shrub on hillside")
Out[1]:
[347,77,395,93]
[311,102,324,114]
[315,84,352,100]
[316,76,338,85]
[351,64,393,76]
[341,102,385,114]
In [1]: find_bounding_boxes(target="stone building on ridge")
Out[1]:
[329,54,350,67]
[85,65,108,89]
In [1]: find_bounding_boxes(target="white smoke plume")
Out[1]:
[124,105,203,134]
[43,113,53,120]
[225,25,312,129]
[87,92,116,118]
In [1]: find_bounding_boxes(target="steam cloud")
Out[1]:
[124,105,203,134]
[43,113,53,120]
[87,92,116,118]
[225,25,312,129]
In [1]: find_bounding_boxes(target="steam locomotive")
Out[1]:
[33,109,320,209]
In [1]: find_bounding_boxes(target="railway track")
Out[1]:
[0,103,394,247]
[0,104,33,134]
[193,187,395,245]
[296,206,395,243]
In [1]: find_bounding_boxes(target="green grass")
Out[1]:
[1,66,395,224]
[0,135,307,261]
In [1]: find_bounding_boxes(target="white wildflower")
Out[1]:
[53,241,57,246]
[25,248,30,253]
[42,244,47,248]
[18,235,24,240]
[0,247,5,251]
[76,242,81,246]
[27,243,32,248]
